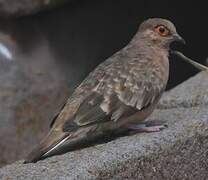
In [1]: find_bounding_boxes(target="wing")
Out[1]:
[60,54,163,131]
[25,50,165,163]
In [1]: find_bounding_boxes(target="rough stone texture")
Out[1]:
[158,71,208,109]
[0,72,207,179]
[0,0,71,17]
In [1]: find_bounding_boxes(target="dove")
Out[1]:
[24,18,185,163]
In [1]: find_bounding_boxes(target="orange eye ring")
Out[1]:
[154,25,170,37]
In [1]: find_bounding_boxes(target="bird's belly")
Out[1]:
[98,104,157,134]
[120,105,155,127]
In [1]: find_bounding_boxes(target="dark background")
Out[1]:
[3,0,207,90]
[14,0,207,89]
[0,0,207,166]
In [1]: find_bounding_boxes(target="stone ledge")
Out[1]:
[0,72,208,179]
[158,71,208,109]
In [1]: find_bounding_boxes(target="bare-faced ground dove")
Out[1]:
[24,18,185,163]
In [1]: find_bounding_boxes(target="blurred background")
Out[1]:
[0,0,207,166]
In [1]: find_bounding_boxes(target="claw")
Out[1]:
[128,123,167,133]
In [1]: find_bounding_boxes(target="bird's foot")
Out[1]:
[128,122,168,133]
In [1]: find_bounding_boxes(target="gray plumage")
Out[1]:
[24,18,184,163]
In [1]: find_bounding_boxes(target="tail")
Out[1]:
[24,130,69,163]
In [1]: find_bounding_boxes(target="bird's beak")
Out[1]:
[172,33,186,44]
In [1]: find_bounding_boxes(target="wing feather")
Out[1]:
[53,52,164,132]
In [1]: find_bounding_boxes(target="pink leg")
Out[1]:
[128,123,167,133]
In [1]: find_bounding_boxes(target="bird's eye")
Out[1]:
[154,25,170,37]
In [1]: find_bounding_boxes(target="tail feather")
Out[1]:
[43,136,70,157]
[24,130,69,163]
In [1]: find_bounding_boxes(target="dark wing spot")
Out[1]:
[63,120,79,132]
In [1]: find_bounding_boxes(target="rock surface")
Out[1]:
[0,0,71,17]
[0,72,207,179]
[158,71,208,109]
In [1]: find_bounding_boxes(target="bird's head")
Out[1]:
[138,18,185,49]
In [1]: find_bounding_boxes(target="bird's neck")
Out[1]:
[127,38,169,60]
[125,35,170,87]
[128,32,170,57]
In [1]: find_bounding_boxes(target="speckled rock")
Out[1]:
[0,106,207,180]
[0,72,207,179]
[158,71,208,109]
